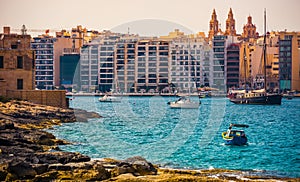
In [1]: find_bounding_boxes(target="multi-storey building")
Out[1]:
[278,31,300,92]
[161,29,212,92]
[170,38,207,93]
[239,42,253,88]
[31,35,56,90]
[79,40,100,92]
[212,35,227,92]
[79,30,214,94]
[212,35,239,93]
[226,43,240,89]
[0,27,35,96]
[114,37,138,93]
[59,48,80,92]
[79,32,134,93]
[249,34,280,91]
[134,39,170,93]
[32,26,94,90]
[202,44,213,87]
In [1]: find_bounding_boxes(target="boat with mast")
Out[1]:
[229,9,282,105]
[169,40,200,109]
[99,80,122,102]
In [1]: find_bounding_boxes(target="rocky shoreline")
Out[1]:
[0,100,298,181]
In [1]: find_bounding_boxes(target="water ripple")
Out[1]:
[50,97,300,178]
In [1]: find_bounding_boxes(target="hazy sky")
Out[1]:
[1,0,299,36]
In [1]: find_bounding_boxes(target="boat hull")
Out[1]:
[230,94,282,105]
[222,132,247,145]
[99,96,121,102]
[169,102,199,109]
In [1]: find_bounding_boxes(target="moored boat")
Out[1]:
[283,91,295,100]
[168,96,200,109]
[99,94,122,102]
[222,123,249,145]
[229,89,282,105]
[229,10,282,105]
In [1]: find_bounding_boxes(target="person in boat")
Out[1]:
[175,96,191,103]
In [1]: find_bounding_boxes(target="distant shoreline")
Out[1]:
[66,92,227,97]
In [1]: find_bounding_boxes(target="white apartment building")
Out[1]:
[78,32,215,94]
[169,37,212,93]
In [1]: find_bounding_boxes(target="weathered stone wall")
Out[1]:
[0,80,6,96]
[6,90,68,108]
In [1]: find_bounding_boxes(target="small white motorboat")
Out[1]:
[99,94,121,102]
[168,96,200,109]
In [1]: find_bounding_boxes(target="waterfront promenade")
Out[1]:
[66,92,228,97]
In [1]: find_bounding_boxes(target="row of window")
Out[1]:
[36,55,53,60]
[36,76,53,80]
[0,56,24,69]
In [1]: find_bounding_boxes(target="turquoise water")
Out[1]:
[50,96,300,177]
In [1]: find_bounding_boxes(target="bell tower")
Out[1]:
[243,15,258,39]
[208,9,219,39]
[225,8,236,36]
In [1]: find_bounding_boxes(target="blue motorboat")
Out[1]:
[222,123,249,145]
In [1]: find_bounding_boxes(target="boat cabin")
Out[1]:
[228,130,246,137]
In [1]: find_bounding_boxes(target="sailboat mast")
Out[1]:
[243,44,247,89]
[188,39,191,94]
[263,9,267,91]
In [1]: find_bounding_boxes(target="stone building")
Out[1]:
[0,27,67,108]
[0,27,35,96]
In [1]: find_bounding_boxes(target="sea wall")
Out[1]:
[6,90,68,108]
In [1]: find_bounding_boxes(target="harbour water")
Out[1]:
[50,96,300,178]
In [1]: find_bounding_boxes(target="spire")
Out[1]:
[228,8,233,18]
[247,15,252,24]
[225,8,236,36]
[211,9,217,21]
[208,9,219,39]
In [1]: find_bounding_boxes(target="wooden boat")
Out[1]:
[229,89,282,105]
[222,123,249,145]
[229,10,282,105]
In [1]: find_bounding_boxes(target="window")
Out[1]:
[0,56,3,68]
[17,56,23,69]
[17,79,23,90]
[11,44,18,49]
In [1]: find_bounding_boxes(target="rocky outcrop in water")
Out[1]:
[0,100,99,180]
[0,100,159,181]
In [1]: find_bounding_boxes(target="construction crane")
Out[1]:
[11,25,86,47]
[11,25,60,35]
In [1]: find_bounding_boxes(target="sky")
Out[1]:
[1,0,300,36]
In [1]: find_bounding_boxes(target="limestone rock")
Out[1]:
[112,156,157,176]
[7,159,37,179]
